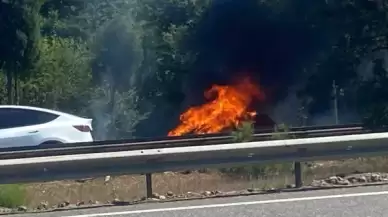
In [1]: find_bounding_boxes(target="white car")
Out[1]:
[0,105,93,148]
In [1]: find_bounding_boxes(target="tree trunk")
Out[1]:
[109,85,116,139]
[108,67,116,139]
[6,70,13,104]
[14,71,18,105]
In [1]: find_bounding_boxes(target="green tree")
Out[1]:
[299,0,388,116]
[0,0,44,104]
[356,59,388,127]
[19,36,92,111]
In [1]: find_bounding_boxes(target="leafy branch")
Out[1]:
[231,121,254,142]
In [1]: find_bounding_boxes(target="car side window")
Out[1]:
[0,109,14,129]
[0,108,59,129]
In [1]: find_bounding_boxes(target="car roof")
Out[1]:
[0,105,87,120]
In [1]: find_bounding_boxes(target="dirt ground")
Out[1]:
[23,157,388,208]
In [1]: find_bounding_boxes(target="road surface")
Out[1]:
[7,185,388,217]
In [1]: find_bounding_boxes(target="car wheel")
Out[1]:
[39,141,63,148]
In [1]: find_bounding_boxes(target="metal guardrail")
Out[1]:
[0,123,363,151]
[0,123,387,199]
[0,124,372,159]
[1,131,388,185]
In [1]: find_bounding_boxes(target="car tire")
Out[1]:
[39,141,63,148]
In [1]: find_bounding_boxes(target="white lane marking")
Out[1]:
[65,190,388,217]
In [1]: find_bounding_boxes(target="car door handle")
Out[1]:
[28,130,38,133]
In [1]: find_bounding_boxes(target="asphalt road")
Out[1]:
[7,185,388,217]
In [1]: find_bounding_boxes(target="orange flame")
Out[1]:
[168,76,265,136]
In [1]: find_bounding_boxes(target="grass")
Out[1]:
[18,156,388,208]
[220,163,294,179]
[0,184,26,208]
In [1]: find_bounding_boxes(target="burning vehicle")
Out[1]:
[168,76,275,137]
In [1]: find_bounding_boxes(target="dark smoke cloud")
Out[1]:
[182,0,326,106]
[139,0,336,136]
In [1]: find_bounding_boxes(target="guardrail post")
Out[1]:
[145,173,153,198]
[294,161,303,188]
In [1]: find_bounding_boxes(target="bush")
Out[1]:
[231,121,254,142]
[0,184,26,208]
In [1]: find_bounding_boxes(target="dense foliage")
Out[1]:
[2,0,388,139]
